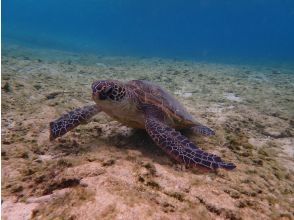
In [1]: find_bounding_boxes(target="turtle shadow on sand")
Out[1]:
[52,128,170,164]
[106,128,218,173]
[51,127,214,173]
[107,129,175,165]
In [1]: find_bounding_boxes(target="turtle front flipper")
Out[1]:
[191,125,215,136]
[144,108,235,171]
[50,104,101,141]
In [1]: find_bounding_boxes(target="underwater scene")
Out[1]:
[1,0,294,219]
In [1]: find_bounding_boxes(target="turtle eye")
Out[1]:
[99,92,108,100]
[98,87,113,100]
[104,87,113,95]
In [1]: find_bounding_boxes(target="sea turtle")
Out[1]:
[50,80,236,171]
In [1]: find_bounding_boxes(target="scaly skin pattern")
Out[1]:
[92,80,126,101]
[144,105,236,171]
[50,105,100,141]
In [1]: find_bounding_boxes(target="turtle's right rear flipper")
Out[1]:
[49,104,100,141]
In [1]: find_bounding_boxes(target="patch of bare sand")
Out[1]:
[2,198,39,220]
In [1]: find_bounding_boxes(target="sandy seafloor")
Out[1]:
[1,44,294,220]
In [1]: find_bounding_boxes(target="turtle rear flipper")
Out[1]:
[50,104,100,141]
[144,107,235,171]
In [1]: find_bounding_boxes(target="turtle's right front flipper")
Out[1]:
[50,104,101,141]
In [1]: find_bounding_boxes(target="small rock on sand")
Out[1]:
[224,93,242,102]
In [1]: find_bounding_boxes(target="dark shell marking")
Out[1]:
[50,105,100,140]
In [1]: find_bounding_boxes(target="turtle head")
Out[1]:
[92,80,126,103]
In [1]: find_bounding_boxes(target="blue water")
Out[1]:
[2,0,294,62]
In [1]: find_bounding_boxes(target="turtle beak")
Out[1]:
[92,92,98,102]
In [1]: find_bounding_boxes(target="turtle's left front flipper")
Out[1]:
[144,108,236,171]
[50,104,101,141]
